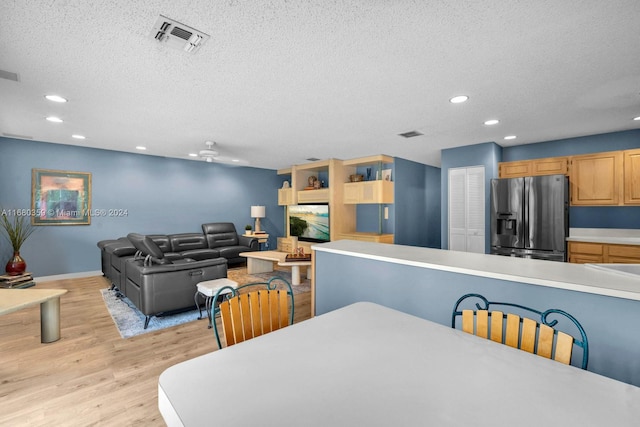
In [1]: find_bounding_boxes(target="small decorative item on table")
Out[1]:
[285,247,311,262]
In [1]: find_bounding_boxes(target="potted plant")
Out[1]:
[245,224,253,235]
[1,212,36,275]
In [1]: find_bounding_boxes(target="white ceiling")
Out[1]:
[1,1,639,170]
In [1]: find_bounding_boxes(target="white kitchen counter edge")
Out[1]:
[312,240,640,301]
[566,236,640,245]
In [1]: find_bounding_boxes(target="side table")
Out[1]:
[194,278,238,328]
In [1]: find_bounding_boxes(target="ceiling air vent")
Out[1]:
[398,130,423,138]
[150,15,209,54]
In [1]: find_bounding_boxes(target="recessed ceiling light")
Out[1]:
[633,116,640,121]
[449,95,469,104]
[136,146,147,150]
[72,134,86,140]
[504,135,517,140]
[188,153,198,157]
[45,95,68,103]
[46,116,63,123]
[484,119,500,126]
[231,159,240,163]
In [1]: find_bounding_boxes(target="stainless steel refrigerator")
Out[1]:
[490,174,568,261]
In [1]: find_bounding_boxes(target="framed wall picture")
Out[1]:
[31,169,92,225]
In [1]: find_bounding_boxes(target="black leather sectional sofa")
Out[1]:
[97,222,259,328]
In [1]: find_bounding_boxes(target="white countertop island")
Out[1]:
[312,240,640,386]
[313,240,640,301]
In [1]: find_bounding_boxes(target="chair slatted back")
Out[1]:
[454,294,588,369]
[212,277,294,349]
[219,289,290,346]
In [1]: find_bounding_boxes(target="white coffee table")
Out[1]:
[240,250,311,285]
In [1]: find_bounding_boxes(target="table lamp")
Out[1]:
[251,205,265,233]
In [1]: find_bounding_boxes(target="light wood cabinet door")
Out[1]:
[605,244,640,263]
[342,181,394,204]
[570,151,623,205]
[624,149,640,205]
[498,161,532,178]
[532,157,568,176]
[568,241,604,263]
[278,188,292,206]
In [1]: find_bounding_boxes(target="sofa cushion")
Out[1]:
[218,246,249,261]
[202,222,239,248]
[148,234,172,253]
[180,248,220,261]
[169,233,208,252]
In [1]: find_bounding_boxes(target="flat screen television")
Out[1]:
[288,204,330,243]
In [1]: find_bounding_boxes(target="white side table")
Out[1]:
[194,278,238,328]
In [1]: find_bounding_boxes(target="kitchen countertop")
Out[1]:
[567,228,640,245]
[312,240,640,301]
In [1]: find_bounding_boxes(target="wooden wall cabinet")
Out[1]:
[335,232,394,243]
[624,148,640,205]
[532,157,568,176]
[568,241,640,263]
[278,188,292,206]
[499,157,568,178]
[343,180,394,204]
[569,151,623,206]
[278,155,395,245]
[498,160,531,178]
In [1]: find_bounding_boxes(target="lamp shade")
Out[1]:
[251,205,265,218]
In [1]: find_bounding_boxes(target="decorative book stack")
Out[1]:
[0,272,36,288]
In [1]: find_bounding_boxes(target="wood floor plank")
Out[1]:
[0,267,312,426]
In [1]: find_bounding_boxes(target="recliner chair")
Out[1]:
[124,233,228,328]
[201,222,259,264]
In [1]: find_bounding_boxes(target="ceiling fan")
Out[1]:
[197,141,248,165]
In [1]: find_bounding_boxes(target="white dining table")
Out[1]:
[158,302,640,426]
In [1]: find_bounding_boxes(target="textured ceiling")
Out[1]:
[1,1,639,170]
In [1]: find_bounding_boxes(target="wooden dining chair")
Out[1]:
[211,276,294,349]
[451,293,589,369]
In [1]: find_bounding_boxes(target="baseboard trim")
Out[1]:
[35,270,103,282]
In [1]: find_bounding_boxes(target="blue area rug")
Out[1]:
[100,288,200,339]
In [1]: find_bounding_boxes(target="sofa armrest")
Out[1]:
[238,235,259,250]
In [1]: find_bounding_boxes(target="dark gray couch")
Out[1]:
[124,233,228,328]
[98,223,259,288]
[97,223,259,328]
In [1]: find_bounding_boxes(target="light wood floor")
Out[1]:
[0,269,311,426]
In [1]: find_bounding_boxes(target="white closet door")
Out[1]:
[448,168,467,251]
[448,166,485,253]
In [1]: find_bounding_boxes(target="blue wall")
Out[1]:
[393,157,441,248]
[315,249,640,386]
[504,129,640,229]
[440,142,502,251]
[0,138,283,276]
[502,129,640,161]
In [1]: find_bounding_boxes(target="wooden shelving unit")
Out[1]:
[278,154,394,245]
